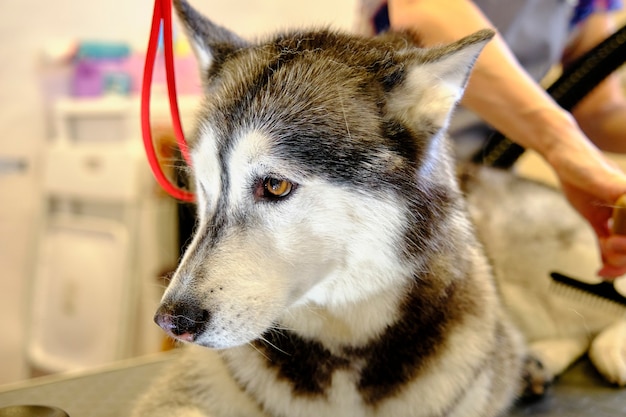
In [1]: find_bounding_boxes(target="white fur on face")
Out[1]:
[173,127,414,348]
[224,129,272,207]
[159,124,222,297]
[192,123,222,222]
[288,179,413,308]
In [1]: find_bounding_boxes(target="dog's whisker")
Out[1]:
[161,314,210,325]
[150,283,170,291]
[256,334,292,357]
[267,323,291,331]
[246,341,271,361]
[338,91,352,141]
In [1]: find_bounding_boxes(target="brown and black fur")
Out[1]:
[132,2,533,416]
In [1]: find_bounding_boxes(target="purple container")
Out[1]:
[72,58,131,97]
[71,59,103,97]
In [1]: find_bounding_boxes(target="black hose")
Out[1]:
[471,23,626,168]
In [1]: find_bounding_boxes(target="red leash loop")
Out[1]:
[142,0,195,202]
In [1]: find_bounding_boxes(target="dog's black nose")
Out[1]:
[154,303,210,342]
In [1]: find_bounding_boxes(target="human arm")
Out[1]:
[387,0,626,277]
[564,12,626,153]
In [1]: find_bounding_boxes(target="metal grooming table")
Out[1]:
[507,357,626,416]
[0,351,624,416]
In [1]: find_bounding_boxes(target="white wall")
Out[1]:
[0,0,358,152]
[0,0,358,384]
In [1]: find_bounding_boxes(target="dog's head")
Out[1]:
[155,0,493,349]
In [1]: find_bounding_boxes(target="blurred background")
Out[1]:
[0,0,358,385]
[0,0,625,387]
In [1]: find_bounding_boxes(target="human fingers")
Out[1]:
[598,235,626,278]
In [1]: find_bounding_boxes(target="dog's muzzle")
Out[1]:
[154,302,210,342]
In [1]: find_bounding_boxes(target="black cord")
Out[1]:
[471,23,626,168]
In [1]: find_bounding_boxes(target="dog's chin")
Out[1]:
[189,328,267,350]
[192,338,247,350]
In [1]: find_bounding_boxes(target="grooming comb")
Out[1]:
[549,195,626,309]
[550,272,626,308]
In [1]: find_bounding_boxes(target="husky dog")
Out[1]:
[130,0,622,415]
[462,166,626,387]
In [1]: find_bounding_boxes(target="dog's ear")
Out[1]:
[174,0,248,76]
[388,29,494,129]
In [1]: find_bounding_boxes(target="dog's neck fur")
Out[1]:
[220,225,488,407]
[281,281,410,347]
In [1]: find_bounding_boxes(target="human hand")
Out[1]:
[598,235,626,278]
[598,195,626,277]
[554,151,626,279]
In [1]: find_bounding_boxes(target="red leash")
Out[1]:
[141,0,195,202]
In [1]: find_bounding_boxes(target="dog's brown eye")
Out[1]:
[264,178,293,198]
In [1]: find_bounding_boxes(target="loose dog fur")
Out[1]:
[132,1,626,416]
